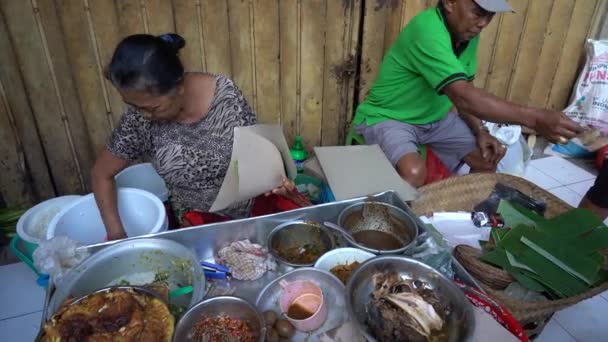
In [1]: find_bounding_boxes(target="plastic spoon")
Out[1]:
[169,286,193,299]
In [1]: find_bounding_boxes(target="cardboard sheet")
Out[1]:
[314,145,419,202]
[210,124,296,212]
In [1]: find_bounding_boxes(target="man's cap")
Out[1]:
[473,0,513,13]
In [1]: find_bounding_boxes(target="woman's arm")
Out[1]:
[91,148,130,240]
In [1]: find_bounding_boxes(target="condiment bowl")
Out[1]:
[337,202,419,255]
[346,255,475,342]
[173,296,265,342]
[314,247,375,273]
[267,220,335,267]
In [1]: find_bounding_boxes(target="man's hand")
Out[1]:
[476,130,506,166]
[532,110,584,144]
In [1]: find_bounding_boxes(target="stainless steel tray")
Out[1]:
[39,191,482,334]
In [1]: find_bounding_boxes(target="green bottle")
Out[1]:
[290,135,307,173]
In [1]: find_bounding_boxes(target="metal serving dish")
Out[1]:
[337,201,419,255]
[46,238,205,319]
[173,296,265,342]
[346,255,475,342]
[268,220,336,267]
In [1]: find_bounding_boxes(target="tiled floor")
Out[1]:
[0,156,606,341]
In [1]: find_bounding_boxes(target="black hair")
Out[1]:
[105,33,186,95]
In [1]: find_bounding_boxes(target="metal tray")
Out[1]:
[39,191,483,335]
[256,268,347,341]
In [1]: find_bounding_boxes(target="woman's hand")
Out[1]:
[266,177,312,207]
[266,177,296,197]
[107,228,127,241]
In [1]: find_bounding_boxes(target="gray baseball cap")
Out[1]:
[473,0,513,13]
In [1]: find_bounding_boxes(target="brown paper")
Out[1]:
[314,145,419,202]
[210,124,296,212]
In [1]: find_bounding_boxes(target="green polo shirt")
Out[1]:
[354,7,478,126]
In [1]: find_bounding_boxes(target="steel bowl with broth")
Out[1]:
[173,296,265,342]
[268,221,335,267]
[337,202,418,255]
[346,256,475,342]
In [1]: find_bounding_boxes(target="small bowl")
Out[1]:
[346,255,475,342]
[173,296,265,342]
[337,202,419,255]
[314,248,375,273]
[268,221,335,267]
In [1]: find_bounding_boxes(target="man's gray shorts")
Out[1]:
[355,112,476,172]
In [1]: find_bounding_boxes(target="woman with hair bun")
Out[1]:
[92,33,299,240]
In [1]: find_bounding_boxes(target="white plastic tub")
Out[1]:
[17,195,82,245]
[115,163,169,202]
[46,188,168,245]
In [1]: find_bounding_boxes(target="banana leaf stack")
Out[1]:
[480,200,608,299]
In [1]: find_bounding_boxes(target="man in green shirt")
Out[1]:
[354,0,582,187]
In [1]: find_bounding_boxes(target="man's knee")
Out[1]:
[396,154,427,187]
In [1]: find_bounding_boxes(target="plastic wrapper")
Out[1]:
[33,236,90,283]
[503,282,548,303]
[411,224,455,279]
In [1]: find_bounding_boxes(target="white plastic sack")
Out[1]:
[563,39,608,152]
[483,122,532,177]
[33,236,90,283]
[497,136,532,176]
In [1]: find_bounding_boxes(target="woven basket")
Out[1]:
[411,173,608,337]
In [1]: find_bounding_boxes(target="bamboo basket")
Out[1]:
[411,173,608,338]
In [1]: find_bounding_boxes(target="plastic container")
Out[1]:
[16,195,82,245]
[290,136,307,173]
[279,279,327,332]
[46,188,168,245]
[115,162,169,202]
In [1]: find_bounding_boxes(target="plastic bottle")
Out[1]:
[290,135,307,173]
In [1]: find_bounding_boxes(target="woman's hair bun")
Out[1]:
[158,33,186,53]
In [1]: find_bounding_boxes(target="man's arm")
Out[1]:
[443,80,583,143]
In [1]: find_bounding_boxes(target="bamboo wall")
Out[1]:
[0,0,605,206]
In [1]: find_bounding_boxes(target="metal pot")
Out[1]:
[267,220,336,268]
[173,296,265,342]
[46,238,205,319]
[346,255,475,342]
[337,202,419,255]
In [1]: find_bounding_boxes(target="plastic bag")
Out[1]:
[411,224,455,279]
[497,136,532,176]
[563,39,608,152]
[33,236,90,284]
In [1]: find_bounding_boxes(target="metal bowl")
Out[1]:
[173,296,265,342]
[46,238,205,319]
[267,220,336,267]
[346,256,475,342]
[255,267,348,340]
[337,202,419,255]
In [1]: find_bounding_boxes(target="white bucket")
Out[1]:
[46,188,168,245]
[16,195,82,244]
[115,163,169,202]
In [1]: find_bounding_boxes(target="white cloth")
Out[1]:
[216,239,276,280]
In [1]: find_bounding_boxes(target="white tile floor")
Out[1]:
[0,156,606,341]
